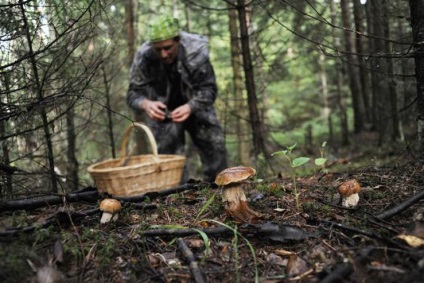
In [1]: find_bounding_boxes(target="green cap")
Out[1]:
[147,16,180,42]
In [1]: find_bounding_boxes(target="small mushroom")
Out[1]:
[99,198,122,223]
[337,179,361,207]
[215,166,262,222]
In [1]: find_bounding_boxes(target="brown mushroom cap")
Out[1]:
[99,198,122,213]
[337,179,361,196]
[215,166,256,186]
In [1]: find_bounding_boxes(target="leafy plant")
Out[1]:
[272,142,328,210]
[315,141,328,172]
[272,143,310,210]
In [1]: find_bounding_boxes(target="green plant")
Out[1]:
[272,143,310,210]
[315,141,328,172]
[272,142,327,210]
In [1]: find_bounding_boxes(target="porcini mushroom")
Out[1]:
[337,179,361,207]
[99,198,122,223]
[215,166,262,222]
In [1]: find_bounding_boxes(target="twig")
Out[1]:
[0,188,99,212]
[115,182,214,202]
[177,238,206,283]
[0,208,99,237]
[376,190,424,220]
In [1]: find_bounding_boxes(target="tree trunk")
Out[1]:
[353,0,371,123]
[228,2,252,166]
[66,107,79,192]
[20,1,58,193]
[409,0,424,160]
[340,0,365,133]
[236,0,267,161]
[0,73,12,195]
[370,0,391,145]
[330,0,349,145]
[125,0,135,67]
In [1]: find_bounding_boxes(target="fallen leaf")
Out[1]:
[286,254,308,276]
[396,234,424,247]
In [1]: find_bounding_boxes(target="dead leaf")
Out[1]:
[396,234,424,247]
[187,239,204,248]
[286,254,309,276]
[266,253,287,266]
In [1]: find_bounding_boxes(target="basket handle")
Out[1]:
[120,122,159,161]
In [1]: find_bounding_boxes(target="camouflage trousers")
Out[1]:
[135,107,227,182]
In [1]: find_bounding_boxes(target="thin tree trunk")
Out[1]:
[365,1,376,128]
[341,0,365,133]
[330,0,349,145]
[0,74,12,195]
[20,1,58,193]
[102,66,116,159]
[228,3,251,165]
[370,0,391,145]
[353,0,371,123]
[125,0,135,67]
[384,9,400,141]
[66,107,79,191]
[236,0,267,161]
[409,0,424,160]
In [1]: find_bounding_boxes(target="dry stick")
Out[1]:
[0,189,99,212]
[177,238,207,283]
[376,189,424,220]
[0,182,213,212]
[0,208,99,237]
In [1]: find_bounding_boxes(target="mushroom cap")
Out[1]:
[337,179,361,196]
[99,198,122,213]
[215,166,256,186]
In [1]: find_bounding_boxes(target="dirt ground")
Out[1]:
[1,148,424,282]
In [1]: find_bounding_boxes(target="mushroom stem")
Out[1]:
[222,183,261,222]
[100,212,119,224]
[341,193,359,207]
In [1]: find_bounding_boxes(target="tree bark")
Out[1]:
[353,0,371,123]
[409,0,424,160]
[19,1,58,193]
[125,0,135,67]
[66,107,79,191]
[341,0,365,133]
[330,0,349,145]
[370,0,392,145]
[236,0,267,160]
[228,2,251,166]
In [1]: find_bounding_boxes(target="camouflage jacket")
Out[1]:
[126,31,217,114]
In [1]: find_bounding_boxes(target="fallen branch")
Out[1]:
[376,189,424,220]
[115,181,214,202]
[0,188,99,212]
[141,222,313,242]
[177,238,206,283]
[0,181,213,212]
[0,208,99,237]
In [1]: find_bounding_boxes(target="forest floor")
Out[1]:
[1,133,424,283]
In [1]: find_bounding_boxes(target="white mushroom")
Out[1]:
[99,198,122,223]
[337,179,361,207]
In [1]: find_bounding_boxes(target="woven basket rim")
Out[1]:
[87,154,185,173]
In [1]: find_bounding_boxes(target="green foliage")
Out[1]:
[272,142,327,210]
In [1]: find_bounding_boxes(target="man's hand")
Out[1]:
[171,104,191,122]
[141,99,167,121]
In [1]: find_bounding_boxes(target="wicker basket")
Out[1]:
[87,123,186,196]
